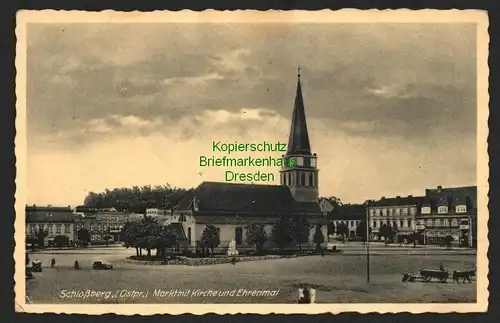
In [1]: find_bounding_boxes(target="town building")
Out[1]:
[26,205,76,245]
[166,70,328,250]
[74,207,130,243]
[367,196,423,242]
[145,208,170,223]
[326,204,366,238]
[415,185,477,247]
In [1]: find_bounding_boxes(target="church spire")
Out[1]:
[286,67,312,156]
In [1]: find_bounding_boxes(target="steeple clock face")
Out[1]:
[296,157,304,166]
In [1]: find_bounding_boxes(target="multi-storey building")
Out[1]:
[74,207,129,243]
[26,205,76,245]
[367,196,423,242]
[415,185,477,247]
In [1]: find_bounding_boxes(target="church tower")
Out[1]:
[280,68,319,203]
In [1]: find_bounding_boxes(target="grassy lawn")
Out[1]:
[26,253,476,304]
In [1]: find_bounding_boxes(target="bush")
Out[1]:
[54,235,70,247]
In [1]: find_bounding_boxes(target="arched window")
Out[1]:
[300,172,306,186]
[308,172,314,187]
[235,227,243,245]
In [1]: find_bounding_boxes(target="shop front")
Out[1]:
[424,230,460,246]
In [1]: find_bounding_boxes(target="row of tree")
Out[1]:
[117,215,326,258]
[82,184,191,213]
[120,216,178,257]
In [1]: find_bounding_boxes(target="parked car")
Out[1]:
[32,260,42,272]
[92,260,113,270]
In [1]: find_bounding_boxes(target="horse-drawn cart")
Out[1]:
[402,269,449,283]
[419,269,449,283]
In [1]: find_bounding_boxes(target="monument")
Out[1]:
[227,239,239,256]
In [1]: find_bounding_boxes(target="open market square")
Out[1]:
[26,245,477,304]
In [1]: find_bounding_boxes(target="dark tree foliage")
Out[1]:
[200,224,220,256]
[83,184,192,213]
[121,216,178,257]
[245,223,267,251]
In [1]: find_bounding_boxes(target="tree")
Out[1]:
[245,223,267,251]
[292,216,311,250]
[154,225,178,258]
[336,222,349,238]
[77,228,90,247]
[272,216,294,250]
[83,184,192,214]
[121,221,145,256]
[313,225,325,250]
[327,222,336,236]
[54,235,69,248]
[380,224,396,245]
[200,224,220,256]
[36,229,48,248]
[356,220,371,243]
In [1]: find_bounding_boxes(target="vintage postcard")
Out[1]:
[14,9,489,314]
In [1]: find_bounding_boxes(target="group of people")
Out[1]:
[297,285,312,304]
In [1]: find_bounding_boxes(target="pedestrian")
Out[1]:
[297,287,304,303]
[302,286,310,304]
[231,256,236,265]
[439,263,445,271]
[74,260,80,270]
[51,258,56,268]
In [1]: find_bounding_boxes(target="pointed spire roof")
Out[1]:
[286,67,312,155]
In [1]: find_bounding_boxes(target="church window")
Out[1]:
[300,172,305,186]
[188,227,192,244]
[235,227,243,245]
[308,172,314,187]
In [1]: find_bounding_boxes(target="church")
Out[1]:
[166,70,328,250]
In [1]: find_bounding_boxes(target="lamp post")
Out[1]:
[366,202,370,284]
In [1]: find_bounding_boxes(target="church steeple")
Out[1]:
[280,68,319,203]
[287,67,312,156]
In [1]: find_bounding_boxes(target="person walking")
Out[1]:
[302,286,310,304]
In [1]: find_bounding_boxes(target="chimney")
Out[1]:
[396,196,401,198]
[408,195,413,198]
[437,185,442,192]
[381,196,385,200]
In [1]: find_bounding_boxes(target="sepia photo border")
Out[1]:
[14,9,490,314]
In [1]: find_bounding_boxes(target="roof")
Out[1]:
[286,71,312,156]
[169,223,187,241]
[425,186,477,208]
[371,196,425,207]
[328,204,366,221]
[26,211,75,223]
[26,205,72,212]
[173,181,321,217]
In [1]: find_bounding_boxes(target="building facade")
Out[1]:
[167,70,328,250]
[74,207,130,243]
[415,185,477,247]
[327,204,366,238]
[367,196,422,242]
[26,205,76,245]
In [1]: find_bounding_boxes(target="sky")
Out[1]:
[26,23,477,206]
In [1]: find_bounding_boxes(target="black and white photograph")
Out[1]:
[15,10,489,314]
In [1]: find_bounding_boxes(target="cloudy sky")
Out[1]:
[26,23,477,206]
